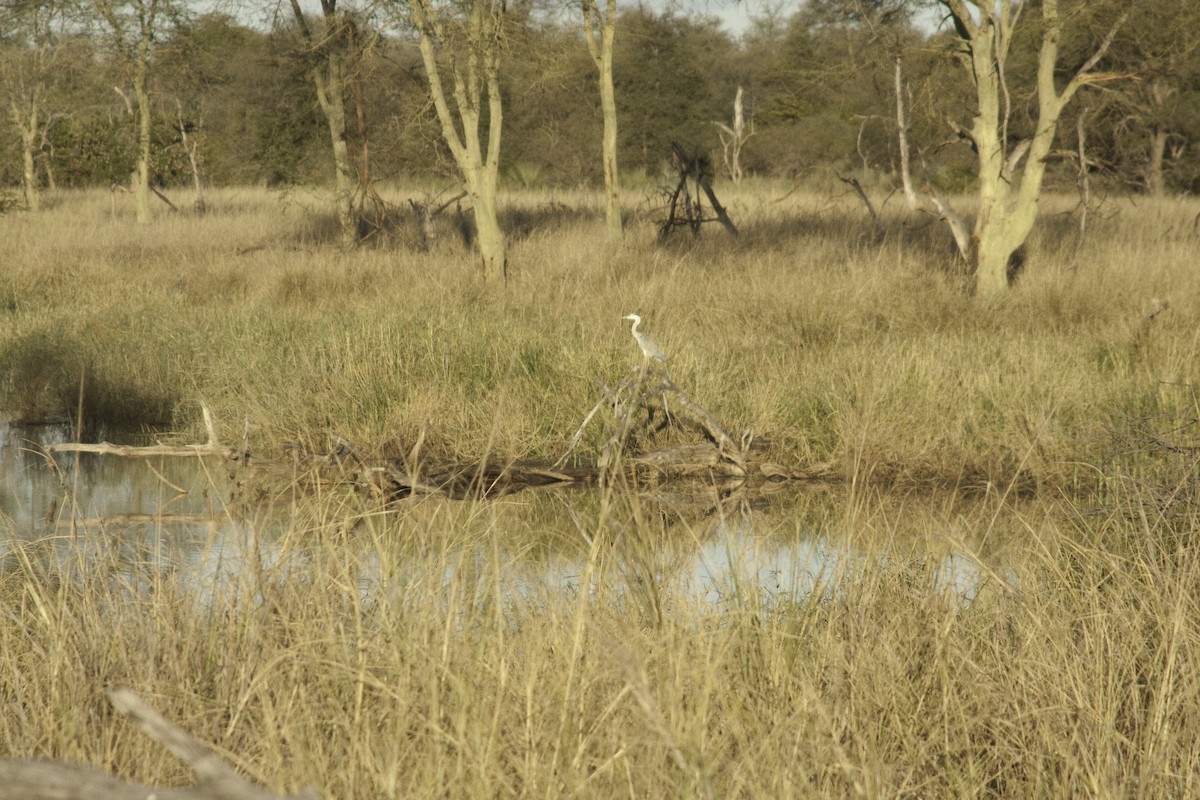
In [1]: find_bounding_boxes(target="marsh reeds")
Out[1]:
[3,475,1200,797]
[1,186,1196,489]
[2,186,1199,796]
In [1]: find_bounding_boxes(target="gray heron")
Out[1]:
[623,314,667,363]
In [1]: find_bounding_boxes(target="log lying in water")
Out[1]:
[380,459,600,500]
[361,442,833,501]
[44,403,243,462]
[0,689,319,800]
[288,362,838,500]
[45,440,239,459]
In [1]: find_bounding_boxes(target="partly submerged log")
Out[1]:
[45,440,238,459]
[0,689,320,800]
[337,360,835,500]
[368,451,829,501]
[34,376,833,505]
[381,459,599,500]
[45,404,243,462]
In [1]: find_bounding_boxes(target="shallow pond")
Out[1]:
[2,422,1018,608]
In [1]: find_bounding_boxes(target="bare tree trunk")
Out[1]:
[721,85,747,183]
[40,119,57,190]
[476,32,506,281]
[730,86,745,182]
[473,168,505,278]
[583,0,622,251]
[133,48,152,223]
[175,100,205,213]
[290,0,358,248]
[715,86,752,185]
[20,142,39,210]
[318,52,356,247]
[1144,75,1174,196]
[408,0,507,283]
[1072,108,1091,267]
[894,56,917,211]
[12,96,41,211]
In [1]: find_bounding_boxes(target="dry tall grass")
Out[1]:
[1,184,1196,487]
[2,185,1200,797]
[4,479,1200,797]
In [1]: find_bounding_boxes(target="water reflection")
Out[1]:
[2,422,1008,608]
[2,422,231,531]
[689,519,849,606]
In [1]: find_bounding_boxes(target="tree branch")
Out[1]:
[0,689,320,800]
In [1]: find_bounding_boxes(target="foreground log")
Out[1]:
[46,440,238,459]
[0,689,320,800]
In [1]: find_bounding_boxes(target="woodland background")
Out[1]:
[3,0,1198,199]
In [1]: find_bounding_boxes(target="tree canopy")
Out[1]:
[1,1,1199,194]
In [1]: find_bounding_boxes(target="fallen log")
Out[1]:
[45,440,238,459]
[45,403,243,462]
[381,459,598,500]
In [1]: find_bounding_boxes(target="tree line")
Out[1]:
[3,0,1199,291]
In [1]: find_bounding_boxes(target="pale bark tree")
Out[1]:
[582,0,621,249]
[288,0,359,247]
[175,98,205,212]
[934,0,1125,297]
[93,0,164,223]
[714,85,752,185]
[1,0,79,210]
[2,57,44,210]
[892,56,917,209]
[1143,77,1174,197]
[404,0,507,283]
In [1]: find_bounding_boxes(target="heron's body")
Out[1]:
[623,314,667,363]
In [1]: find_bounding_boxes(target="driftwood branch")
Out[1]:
[152,185,180,212]
[0,689,320,800]
[46,402,241,460]
[554,386,614,469]
[697,177,739,237]
[45,440,238,458]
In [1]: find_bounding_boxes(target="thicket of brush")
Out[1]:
[2,185,1199,797]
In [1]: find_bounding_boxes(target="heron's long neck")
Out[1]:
[630,318,641,335]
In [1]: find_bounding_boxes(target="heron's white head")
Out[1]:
[623,313,641,323]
